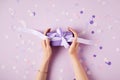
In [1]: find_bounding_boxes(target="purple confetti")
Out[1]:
[92,15,95,18]
[99,46,103,50]
[32,12,36,16]
[89,20,94,24]
[91,30,95,34]
[93,54,97,57]
[80,10,83,14]
[73,78,76,80]
[105,61,112,65]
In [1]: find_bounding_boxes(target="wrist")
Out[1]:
[69,53,78,59]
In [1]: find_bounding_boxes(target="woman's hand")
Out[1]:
[68,27,79,56]
[41,28,52,60]
[68,27,88,80]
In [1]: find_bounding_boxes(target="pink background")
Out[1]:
[0,0,120,80]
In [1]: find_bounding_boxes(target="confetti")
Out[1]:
[104,58,112,65]
[55,18,60,22]
[19,20,27,27]
[116,48,120,52]
[89,20,94,24]
[24,58,28,63]
[93,22,98,26]
[93,54,97,57]
[69,18,73,22]
[4,35,9,39]
[15,55,20,60]
[101,1,106,5]
[92,15,96,18]
[51,4,55,8]
[23,75,27,79]
[59,69,63,73]
[1,65,5,69]
[19,34,22,38]
[73,78,76,80]
[99,46,103,50]
[105,61,112,65]
[15,70,19,74]
[8,8,15,16]
[80,10,83,14]
[12,66,16,70]
[97,29,102,33]
[32,11,36,16]
[65,12,69,16]
[91,30,95,34]
[27,10,36,16]
[112,36,116,40]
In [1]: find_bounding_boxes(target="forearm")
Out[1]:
[36,57,50,80]
[70,54,88,80]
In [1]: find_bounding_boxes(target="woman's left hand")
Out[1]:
[41,28,52,60]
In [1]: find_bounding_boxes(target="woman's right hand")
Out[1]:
[68,27,79,57]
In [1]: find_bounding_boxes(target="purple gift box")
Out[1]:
[47,31,73,46]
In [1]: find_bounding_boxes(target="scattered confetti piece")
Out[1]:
[59,69,63,73]
[55,18,60,22]
[92,15,96,18]
[105,61,112,65]
[99,46,103,50]
[89,20,94,24]
[112,36,116,40]
[15,70,19,73]
[104,58,112,66]
[93,54,97,57]
[65,12,69,16]
[15,55,20,59]
[12,66,16,70]
[80,10,83,14]
[91,30,95,34]
[32,11,36,16]
[97,29,102,33]
[69,18,73,22]
[1,65,5,69]
[23,75,27,79]
[51,4,55,8]
[8,8,15,16]
[19,20,27,27]
[116,48,120,52]
[4,35,9,39]
[73,78,76,80]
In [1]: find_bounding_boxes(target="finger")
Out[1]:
[46,38,50,46]
[44,28,51,35]
[68,27,78,38]
[72,37,77,46]
[76,43,79,48]
[42,40,46,47]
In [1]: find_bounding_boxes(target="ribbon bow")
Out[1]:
[17,27,93,48]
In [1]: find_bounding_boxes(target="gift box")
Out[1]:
[47,31,73,46]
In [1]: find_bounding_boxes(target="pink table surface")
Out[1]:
[0,0,120,80]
